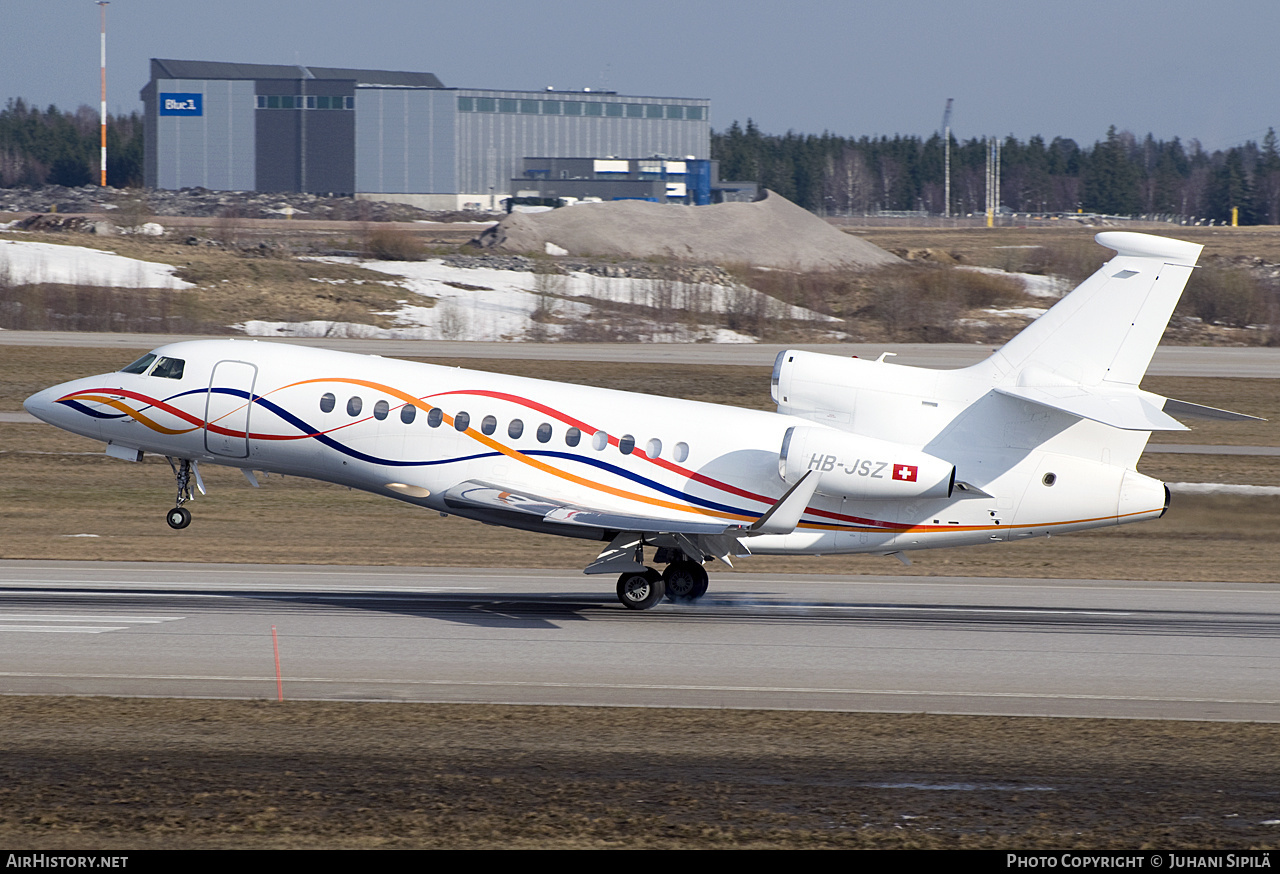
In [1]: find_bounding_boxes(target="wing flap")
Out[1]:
[442,480,740,535]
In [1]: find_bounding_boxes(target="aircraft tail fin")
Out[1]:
[973,232,1203,389]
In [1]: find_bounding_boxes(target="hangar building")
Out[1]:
[141,58,711,210]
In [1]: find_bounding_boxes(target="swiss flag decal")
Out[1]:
[892,464,918,482]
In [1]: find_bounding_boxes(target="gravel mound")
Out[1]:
[473,190,899,271]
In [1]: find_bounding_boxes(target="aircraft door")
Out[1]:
[205,360,258,458]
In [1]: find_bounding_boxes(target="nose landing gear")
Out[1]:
[164,457,202,529]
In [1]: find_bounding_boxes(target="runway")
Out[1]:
[3,331,1279,376]
[1,561,1276,722]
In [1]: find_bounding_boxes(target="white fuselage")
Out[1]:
[24,338,1168,559]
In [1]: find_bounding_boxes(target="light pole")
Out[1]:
[97,1,109,187]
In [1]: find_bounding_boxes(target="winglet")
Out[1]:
[749,470,820,535]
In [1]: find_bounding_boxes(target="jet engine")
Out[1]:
[779,426,955,500]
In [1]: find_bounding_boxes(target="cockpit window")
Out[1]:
[151,357,185,380]
[120,353,157,374]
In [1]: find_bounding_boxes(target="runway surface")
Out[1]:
[1,561,1276,722]
[3,331,1279,377]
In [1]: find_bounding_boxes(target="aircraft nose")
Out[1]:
[23,378,111,441]
[22,385,59,425]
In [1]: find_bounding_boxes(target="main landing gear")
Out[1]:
[615,552,711,611]
[164,457,199,530]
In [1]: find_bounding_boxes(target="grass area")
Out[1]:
[851,224,1280,270]
[3,347,1276,582]
[0,231,419,333]
[6,222,1280,343]
[1,698,1277,849]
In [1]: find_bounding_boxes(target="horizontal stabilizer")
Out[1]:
[995,385,1188,431]
[1163,398,1265,423]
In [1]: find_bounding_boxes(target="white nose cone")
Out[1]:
[22,379,105,440]
[22,386,58,424]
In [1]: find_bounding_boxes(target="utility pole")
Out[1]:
[941,98,953,218]
[97,1,109,187]
[985,136,1001,227]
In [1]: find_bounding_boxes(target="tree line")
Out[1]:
[0,99,143,189]
[3,96,1277,225]
[712,120,1280,224]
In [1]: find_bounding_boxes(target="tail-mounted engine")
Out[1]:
[779,426,955,501]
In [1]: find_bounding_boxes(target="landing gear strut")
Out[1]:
[165,457,199,529]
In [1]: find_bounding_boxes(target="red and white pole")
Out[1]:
[98,2,109,187]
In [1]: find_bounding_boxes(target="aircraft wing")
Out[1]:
[441,480,742,535]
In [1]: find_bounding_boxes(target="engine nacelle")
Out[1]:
[779,426,955,500]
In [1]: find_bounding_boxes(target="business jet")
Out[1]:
[24,232,1258,610]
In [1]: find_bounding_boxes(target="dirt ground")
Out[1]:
[851,224,1280,267]
[1,698,1278,849]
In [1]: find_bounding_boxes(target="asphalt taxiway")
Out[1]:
[3,331,1280,377]
[1,561,1276,722]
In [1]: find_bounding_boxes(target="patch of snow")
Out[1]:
[980,306,1049,319]
[1019,273,1070,298]
[0,239,193,288]
[258,256,838,342]
[959,264,1070,299]
[121,222,165,236]
[544,241,569,256]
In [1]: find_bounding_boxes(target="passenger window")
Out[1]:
[400,404,416,424]
[373,400,390,420]
[673,442,689,463]
[347,396,362,416]
[455,411,470,431]
[565,427,581,447]
[120,353,156,374]
[592,430,608,451]
[151,357,185,379]
[619,435,635,455]
[319,393,336,413]
[481,415,497,435]
[427,408,443,428]
[646,438,662,459]
[537,423,552,443]
[508,419,524,439]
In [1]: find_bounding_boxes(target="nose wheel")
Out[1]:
[164,457,202,530]
[166,506,192,529]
